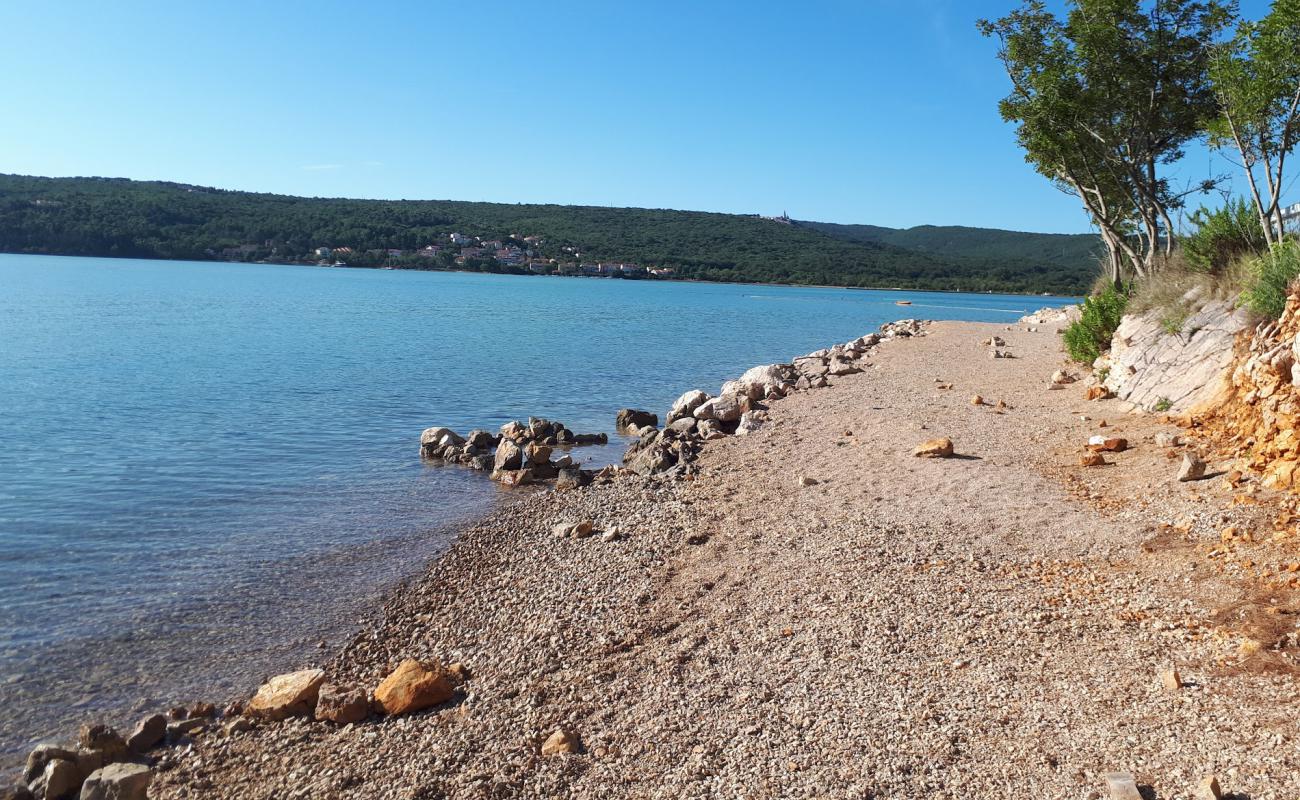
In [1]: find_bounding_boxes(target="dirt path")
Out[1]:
[148,321,1298,800]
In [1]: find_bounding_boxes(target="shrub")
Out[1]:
[1063,285,1128,363]
[1182,198,1269,274]
[1242,241,1300,320]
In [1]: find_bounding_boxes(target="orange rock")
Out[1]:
[541,728,581,756]
[374,659,454,716]
[1079,453,1107,467]
[246,669,326,720]
[913,437,954,458]
[1085,385,1113,400]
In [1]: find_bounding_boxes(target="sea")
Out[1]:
[0,253,1076,763]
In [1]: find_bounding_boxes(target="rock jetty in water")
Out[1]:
[420,417,607,487]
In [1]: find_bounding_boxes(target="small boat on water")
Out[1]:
[895,300,912,305]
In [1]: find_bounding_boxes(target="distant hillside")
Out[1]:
[0,175,1097,294]
[800,221,1102,274]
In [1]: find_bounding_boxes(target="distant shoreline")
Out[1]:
[0,250,1082,300]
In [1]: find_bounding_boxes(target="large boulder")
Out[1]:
[245,668,326,720]
[499,420,528,442]
[374,659,454,716]
[667,390,710,423]
[24,746,77,784]
[694,393,745,423]
[465,429,497,450]
[33,759,78,800]
[79,763,151,800]
[125,715,166,754]
[494,439,524,471]
[77,724,126,764]
[419,427,465,457]
[615,409,658,431]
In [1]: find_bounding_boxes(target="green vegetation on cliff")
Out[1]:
[0,174,1097,294]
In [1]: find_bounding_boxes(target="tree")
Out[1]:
[979,0,1233,288]
[1208,0,1300,245]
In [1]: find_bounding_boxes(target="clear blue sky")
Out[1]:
[0,0,1276,234]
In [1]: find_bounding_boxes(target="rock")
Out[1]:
[77,725,125,764]
[469,454,494,471]
[555,468,591,491]
[1085,385,1113,400]
[1079,453,1108,467]
[315,684,370,724]
[553,520,594,538]
[221,718,252,737]
[971,394,984,405]
[494,439,523,471]
[465,429,497,450]
[25,746,78,785]
[245,668,326,720]
[668,417,698,434]
[499,420,528,442]
[826,356,861,376]
[0,784,32,800]
[125,715,165,754]
[1051,370,1076,384]
[600,527,620,542]
[796,476,819,487]
[1177,453,1207,482]
[374,659,454,716]
[165,717,205,740]
[913,437,954,458]
[524,443,552,465]
[1160,666,1183,691]
[1154,432,1182,448]
[1087,436,1128,452]
[694,394,745,423]
[540,728,580,756]
[79,763,151,800]
[570,432,608,445]
[984,336,1006,346]
[793,357,829,377]
[1195,774,1223,800]
[35,758,79,800]
[491,468,533,486]
[1104,773,1143,800]
[615,409,658,431]
[667,390,710,423]
[735,411,765,436]
[419,427,464,457]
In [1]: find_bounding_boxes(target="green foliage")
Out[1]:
[1062,285,1128,363]
[979,0,1232,284]
[1182,198,1269,273]
[1242,241,1300,319]
[1154,397,1174,412]
[0,174,1100,294]
[1207,0,1300,237]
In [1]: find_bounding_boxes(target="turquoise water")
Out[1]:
[0,253,1074,760]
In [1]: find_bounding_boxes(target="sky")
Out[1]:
[0,0,1279,234]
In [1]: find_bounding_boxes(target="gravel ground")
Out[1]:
[140,321,1298,799]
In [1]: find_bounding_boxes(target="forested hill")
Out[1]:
[800,221,1102,272]
[0,175,1098,294]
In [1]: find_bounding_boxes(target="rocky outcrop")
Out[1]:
[79,763,151,800]
[1099,292,1251,413]
[615,409,657,432]
[1196,292,1300,489]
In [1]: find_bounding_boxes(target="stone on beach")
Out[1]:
[494,440,524,471]
[34,759,78,800]
[79,763,151,800]
[245,668,326,720]
[667,390,710,423]
[540,728,580,756]
[374,659,454,716]
[24,746,77,785]
[314,683,371,724]
[615,408,658,431]
[1160,666,1183,691]
[1087,436,1128,453]
[913,437,954,458]
[77,724,126,763]
[125,714,166,754]
[694,394,745,423]
[1195,774,1223,800]
[1177,453,1207,482]
[1079,453,1107,467]
[1105,772,1142,800]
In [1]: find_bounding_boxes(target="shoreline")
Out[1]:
[12,314,1299,799]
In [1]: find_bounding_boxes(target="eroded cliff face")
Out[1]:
[1100,290,1251,414]
[1199,293,1300,490]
